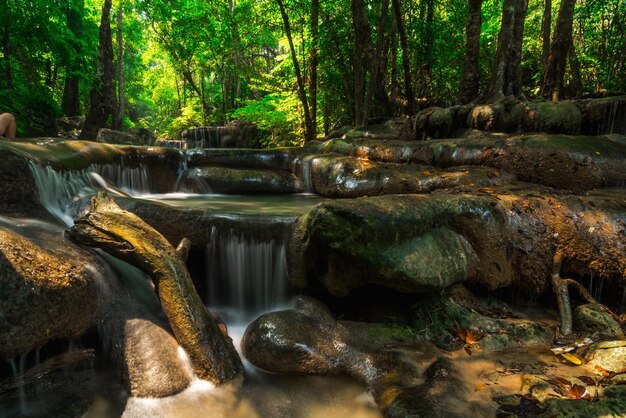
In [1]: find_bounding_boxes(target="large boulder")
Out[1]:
[0,225,101,359]
[288,186,626,296]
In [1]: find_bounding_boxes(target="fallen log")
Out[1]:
[67,193,243,384]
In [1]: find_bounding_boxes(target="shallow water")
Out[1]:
[136,192,325,216]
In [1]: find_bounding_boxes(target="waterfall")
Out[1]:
[206,225,289,322]
[296,155,315,193]
[29,161,152,226]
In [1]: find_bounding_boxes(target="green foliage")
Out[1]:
[1,0,624,143]
[232,94,302,147]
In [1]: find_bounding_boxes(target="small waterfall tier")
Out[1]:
[182,121,262,149]
[205,218,291,323]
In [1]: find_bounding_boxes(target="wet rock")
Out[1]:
[524,102,582,134]
[289,187,626,297]
[408,289,552,351]
[242,296,496,417]
[319,133,626,191]
[308,155,513,198]
[242,296,419,416]
[331,118,413,141]
[56,116,84,138]
[186,148,300,171]
[96,128,146,146]
[573,304,624,339]
[0,226,100,359]
[576,95,626,135]
[587,342,626,373]
[178,166,300,194]
[93,255,192,398]
[539,385,626,418]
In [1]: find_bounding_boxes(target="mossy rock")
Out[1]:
[528,102,582,134]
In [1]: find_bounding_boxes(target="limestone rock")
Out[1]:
[573,304,624,339]
[587,343,626,373]
[0,226,100,359]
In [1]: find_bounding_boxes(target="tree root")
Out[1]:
[552,252,624,336]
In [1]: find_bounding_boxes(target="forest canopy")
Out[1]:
[1,0,624,144]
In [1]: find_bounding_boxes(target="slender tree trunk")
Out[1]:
[508,0,529,97]
[391,0,415,112]
[568,39,583,97]
[276,0,314,142]
[418,0,434,97]
[458,0,483,104]
[63,0,84,116]
[114,3,124,129]
[80,0,116,139]
[1,0,12,89]
[366,0,391,119]
[541,0,552,70]
[309,0,319,140]
[487,0,516,100]
[540,0,576,101]
[352,0,372,126]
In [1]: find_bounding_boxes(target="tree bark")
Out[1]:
[391,0,414,112]
[351,0,372,126]
[568,39,583,97]
[309,0,319,140]
[418,0,435,97]
[541,0,552,70]
[1,0,12,89]
[67,193,243,384]
[62,0,84,116]
[80,0,116,139]
[540,0,576,101]
[114,3,124,130]
[486,0,528,100]
[276,0,314,142]
[508,0,529,97]
[458,0,483,104]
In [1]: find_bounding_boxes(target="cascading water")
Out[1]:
[29,161,152,226]
[206,224,289,323]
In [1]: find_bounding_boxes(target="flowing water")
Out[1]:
[2,161,380,418]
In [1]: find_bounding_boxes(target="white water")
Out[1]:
[207,225,289,323]
[29,162,151,226]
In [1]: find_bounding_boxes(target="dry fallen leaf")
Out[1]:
[474,383,487,391]
[560,352,583,365]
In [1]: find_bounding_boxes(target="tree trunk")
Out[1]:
[392,0,414,112]
[486,0,528,100]
[351,0,372,126]
[458,0,483,104]
[1,0,12,89]
[541,0,552,70]
[309,0,319,140]
[418,0,434,97]
[568,39,583,97]
[369,0,391,117]
[114,3,124,130]
[352,0,391,126]
[487,0,516,100]
[540,0,576,101]
[508,0,529,97]
[68,193,243,384]
[62,0,84,117]
[80,0,116,139]
[276,0,314,142]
